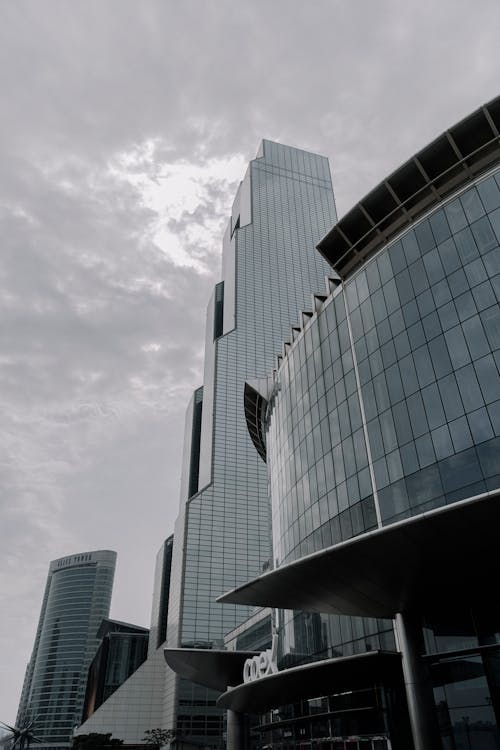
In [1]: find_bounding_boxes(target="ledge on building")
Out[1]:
[217,650,401,713]
[317,96,500,279]
[164,648,259,692]
[217,490,500,619]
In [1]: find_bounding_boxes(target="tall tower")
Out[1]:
[17,551,116,750]
[164,141,337,744]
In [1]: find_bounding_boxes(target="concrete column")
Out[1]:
[395,611,440,750]
[226,709,246,750]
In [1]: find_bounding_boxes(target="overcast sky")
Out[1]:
[1,0,499,724]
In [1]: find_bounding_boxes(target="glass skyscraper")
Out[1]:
[73,537,174,744]
[211,96,500,749]
[17,551,116,750]
[164,140,337,744]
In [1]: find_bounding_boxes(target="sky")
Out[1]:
[0,0,499,724]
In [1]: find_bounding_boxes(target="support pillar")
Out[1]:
[395,611,440,750]
[226,709,246,750]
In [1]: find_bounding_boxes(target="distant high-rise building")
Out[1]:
[82,619,149,722]
[74,538,173,743]
[164,140,336,745]
[17,551,116,750]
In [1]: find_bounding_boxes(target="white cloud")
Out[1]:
[109,145,247,271]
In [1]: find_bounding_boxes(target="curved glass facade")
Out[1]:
[347,174,500,526]
[276,608,396,671]
[266,167,500,674]
[268,288,377,568]
[268,167,500,563]
[17,551,116,750]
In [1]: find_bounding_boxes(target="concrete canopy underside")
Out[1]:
[217,651,402,713]
[163,649,258,692]
[218,491,500,618]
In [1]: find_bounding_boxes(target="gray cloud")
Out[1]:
[1,0,500,723]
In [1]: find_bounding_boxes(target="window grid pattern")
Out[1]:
[268,291,377,569]
[169,141,336,744]
[17,554,115,750]
[347,171,500,524]
[277,608,395,671]
[267,169,500,673]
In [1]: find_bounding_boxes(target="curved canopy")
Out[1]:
[218,491,500,618]
[164,648,258,692]
[217,650,401,713]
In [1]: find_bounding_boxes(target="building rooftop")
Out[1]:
[96,618,149,639]
[317,95,500,278]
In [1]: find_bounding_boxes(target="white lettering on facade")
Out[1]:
[242,634,278,683]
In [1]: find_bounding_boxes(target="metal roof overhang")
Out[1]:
[217,651,402,713]
[96,617,149,638]
[164,648,258,692]
[317,96,500,279]
[217,490,500,619]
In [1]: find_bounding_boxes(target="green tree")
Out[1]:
[142,729,176,748]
